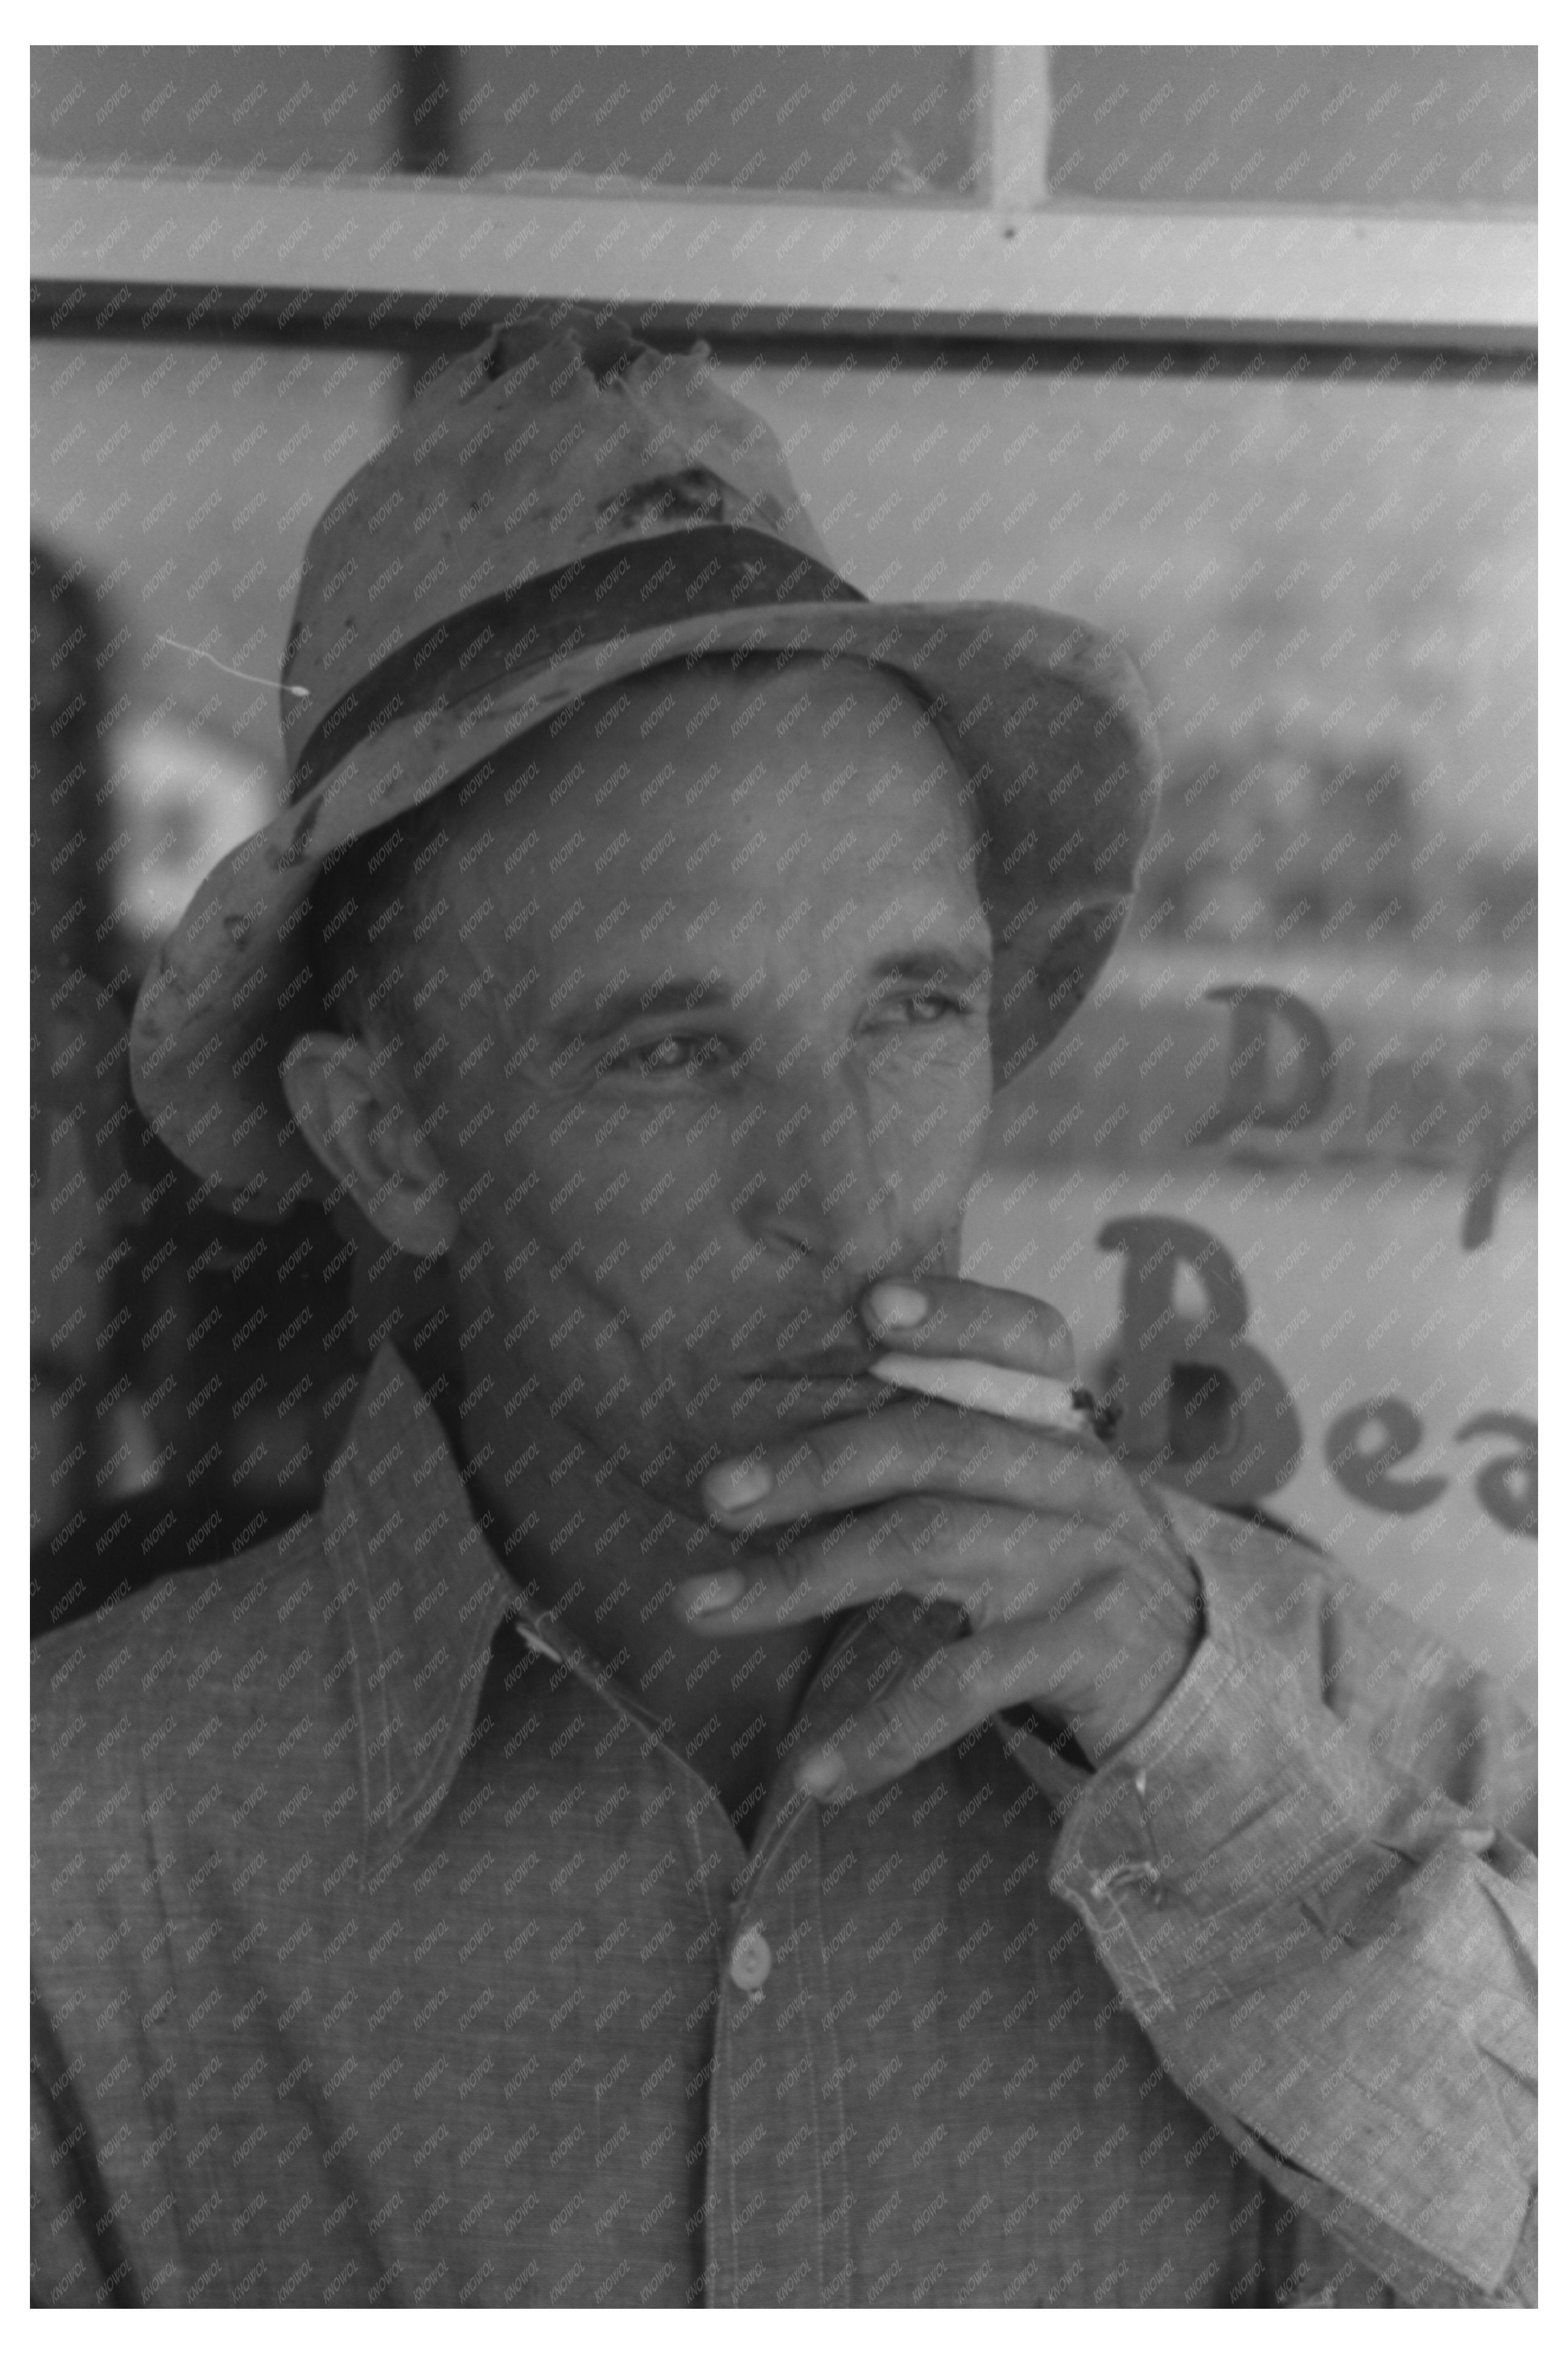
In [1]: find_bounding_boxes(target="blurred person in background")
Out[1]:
[31,535,142,1567]
[110,706,279,986]
[30,538,358,1630]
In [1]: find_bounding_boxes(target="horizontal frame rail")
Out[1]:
[32,169,1537,351]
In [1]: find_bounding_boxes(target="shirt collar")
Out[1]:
[323,1348,547,1876]
[321,1347,1036,1877]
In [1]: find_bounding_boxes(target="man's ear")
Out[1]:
[281,1032,460,1258]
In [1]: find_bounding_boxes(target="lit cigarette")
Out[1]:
[869,1354,1099,1434]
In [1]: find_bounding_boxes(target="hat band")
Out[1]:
[290,527,865,798]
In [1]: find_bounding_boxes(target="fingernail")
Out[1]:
[797,1748,846,1800]
[681,1571,747,1618]
[707,1459,773,1511]
[870,1282,928,1330]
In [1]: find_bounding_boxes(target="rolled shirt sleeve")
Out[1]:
[1028,1503,1537,2304]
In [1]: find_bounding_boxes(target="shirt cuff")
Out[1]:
[1044,1544,1495,1990]
[1036,1555,1534,2295]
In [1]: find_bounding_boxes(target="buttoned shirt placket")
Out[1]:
[502,1591,934,2306]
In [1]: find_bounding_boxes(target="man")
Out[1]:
[31,311,1536,2309]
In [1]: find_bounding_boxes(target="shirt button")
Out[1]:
[728,1924,772,1992]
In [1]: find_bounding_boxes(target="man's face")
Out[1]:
[401,659,993,1511]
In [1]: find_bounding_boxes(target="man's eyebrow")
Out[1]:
[560,976,730,1043]
[865,946,992,991]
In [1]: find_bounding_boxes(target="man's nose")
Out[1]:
[745,1066,901,1276]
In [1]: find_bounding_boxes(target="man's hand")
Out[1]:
[678,1276,1202,1802]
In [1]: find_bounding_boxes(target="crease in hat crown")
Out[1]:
[280,310,841,809]
[130,302,1163,1220]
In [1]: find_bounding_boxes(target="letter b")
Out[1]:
[1096,1214,1302,1505]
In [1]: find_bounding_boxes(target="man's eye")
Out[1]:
[612,1033,720,1076]
[870,989,965,1028]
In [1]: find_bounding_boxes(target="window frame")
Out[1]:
[29,48,1536,354]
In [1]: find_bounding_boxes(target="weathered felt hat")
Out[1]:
[131,306,1162,1220]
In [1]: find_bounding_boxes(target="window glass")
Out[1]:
[31,330,1536,1699]
[32,45,1535,207]
[35,337,403,963]
[1047,46,1537,207]
[715,344,1537,1694]
[31,45,400,178]
[452,46,980,195]
[31,45,981,197]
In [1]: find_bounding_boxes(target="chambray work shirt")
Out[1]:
[32,1348,1536,2308]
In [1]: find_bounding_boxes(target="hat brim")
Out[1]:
[131,596,1160,1220]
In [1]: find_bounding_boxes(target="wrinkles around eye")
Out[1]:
[615,1033,728,1076]
[604,994,972,1082]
